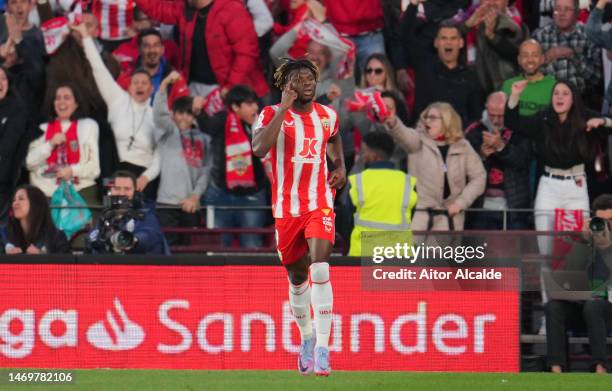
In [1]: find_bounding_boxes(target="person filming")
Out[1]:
[86,170,168,254]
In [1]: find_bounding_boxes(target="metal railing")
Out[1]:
[48,204,569,231]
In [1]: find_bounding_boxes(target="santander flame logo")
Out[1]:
[86,298,145,351]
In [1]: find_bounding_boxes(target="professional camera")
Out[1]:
[87,194,145,254]
[589,216,608,233]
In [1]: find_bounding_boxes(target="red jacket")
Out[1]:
[135,0,269,97]
[325,0,383,36]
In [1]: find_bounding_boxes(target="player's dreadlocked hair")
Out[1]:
[273,58,320,90]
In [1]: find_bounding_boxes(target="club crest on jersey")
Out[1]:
[321,118,331,131]
[292,137,321,164]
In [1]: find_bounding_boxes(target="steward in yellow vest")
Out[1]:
[348,132,417,256]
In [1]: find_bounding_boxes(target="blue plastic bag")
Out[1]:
[50,181,92,239]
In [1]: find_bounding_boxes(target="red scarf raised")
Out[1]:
[225,112,255,190]
[181,131,204,169]
[45,120,80,167]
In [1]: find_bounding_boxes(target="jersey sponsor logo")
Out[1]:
[292,138,320,164]
[321,208,331,216]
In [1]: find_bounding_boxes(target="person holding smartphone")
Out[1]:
[464,91,531,229]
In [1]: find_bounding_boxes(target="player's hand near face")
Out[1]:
[280,78,298,111]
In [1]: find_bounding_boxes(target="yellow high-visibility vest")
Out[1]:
[348,169,417,256]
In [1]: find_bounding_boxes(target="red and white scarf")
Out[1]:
[181,132,204,169]
[346,88,390,123]
[91,0,135,41]
[225,112,256,189]
[41,0,83,55]
[202,87,225,116]
[45,120,80,167]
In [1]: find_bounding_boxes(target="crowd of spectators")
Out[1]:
[3,0,612,253]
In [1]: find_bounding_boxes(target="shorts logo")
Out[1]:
[322,215,333,233]
[292,138,321,164]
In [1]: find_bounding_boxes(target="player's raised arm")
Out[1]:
[252,80,297,157]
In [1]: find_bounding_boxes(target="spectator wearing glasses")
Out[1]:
[359,53,407,126]
[360,53,401,97]
[533,0,602,96]
[384,102,485,231]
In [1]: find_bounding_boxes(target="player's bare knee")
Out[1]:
[310,262,329,283]
[288,270,308,285]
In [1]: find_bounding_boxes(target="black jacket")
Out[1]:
[401,3,482,125]
[505,105,612,169]
[464,119,532,209]
[0,92,28,187]
[0,224,70,254]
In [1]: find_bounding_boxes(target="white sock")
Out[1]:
[310,262,333,348]
[289,280,313,340]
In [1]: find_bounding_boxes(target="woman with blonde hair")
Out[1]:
[384,102,486,230]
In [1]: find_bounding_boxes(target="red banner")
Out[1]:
[0,265,519,372]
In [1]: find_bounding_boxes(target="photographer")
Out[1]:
[87,170,168,255]
[545,194,612,374]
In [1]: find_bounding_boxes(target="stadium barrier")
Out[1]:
[0,254,520,372]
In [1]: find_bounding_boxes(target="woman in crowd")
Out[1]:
[26,84,100,206]
[360,53,401,96]
[74,23,160,202]
[3,185,69,254]
[506,80,612,254]
[384,102,486,230]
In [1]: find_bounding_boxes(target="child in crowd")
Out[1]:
[153,71,212,245]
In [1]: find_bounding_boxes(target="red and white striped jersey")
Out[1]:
[91,0,134,41]
[254,103,339,218]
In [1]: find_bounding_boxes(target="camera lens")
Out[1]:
[590,217,607,233]
[110,231,135,251]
